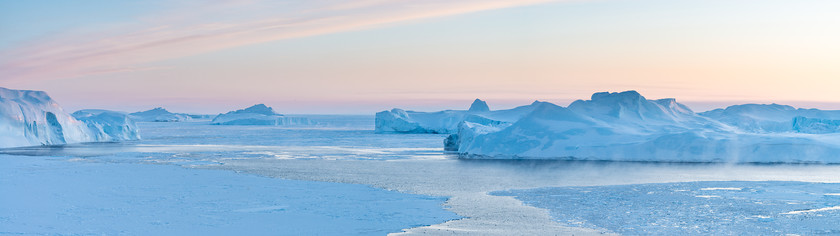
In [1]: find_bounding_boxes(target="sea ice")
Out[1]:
[494,181,840,235]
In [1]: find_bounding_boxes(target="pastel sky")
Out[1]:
[1,0,839,114]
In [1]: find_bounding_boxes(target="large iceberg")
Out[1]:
[129,107,192,122]
[375,99,543,134]
[449,91,840,163]
[211,104,313,125]
[0,87,139,148]
[72,109,141,141]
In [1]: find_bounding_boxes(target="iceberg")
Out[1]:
[0,87,139,148]
[129,107,192,122]
[699,104,840,133]
[375,99,542,134]
[72,109,141,141]
[450,91,840,163]
[211,104,313,126]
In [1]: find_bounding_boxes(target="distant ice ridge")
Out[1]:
[211,104,313,125]
[375,99,543,134]
[129,107,192,122]
[699,104,840,133]
[187,114,214,120]
[0,87,139,148]
[446,91,840,163]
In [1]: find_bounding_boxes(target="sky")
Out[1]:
[1,0,839,114]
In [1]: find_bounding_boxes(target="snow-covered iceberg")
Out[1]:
[699,104,840,133]
[0,87,139,148]
[72,109,140,141]
[129,107,192,122]
[375,99,542,134]
[211,104,313,126]
[449,91,840,163]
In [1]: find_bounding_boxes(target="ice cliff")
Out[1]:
[0,87,139,148]
[792,116,840,134]
[211,104,313,125]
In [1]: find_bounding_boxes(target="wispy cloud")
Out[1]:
[0,0,562,83]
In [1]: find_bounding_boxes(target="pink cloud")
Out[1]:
[0,0,564,84]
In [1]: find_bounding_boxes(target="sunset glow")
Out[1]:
[2,0,839,113]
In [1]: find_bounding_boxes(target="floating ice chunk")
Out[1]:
[781,206,840,215]
[72,109,140,141]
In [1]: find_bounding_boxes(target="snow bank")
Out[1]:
[375,99,540,134]
[72,109,140,141]
[211,104,313,125]
[451,91,840,163]
[129,107,192,122]
[0,87,139,148]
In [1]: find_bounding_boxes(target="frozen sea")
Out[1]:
[3,115,840,235]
